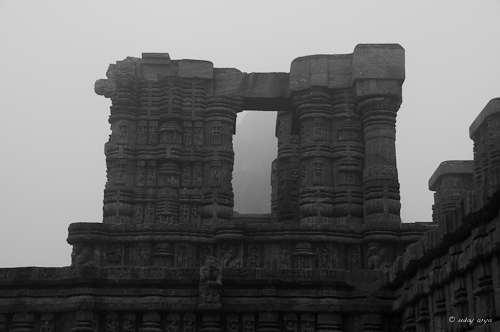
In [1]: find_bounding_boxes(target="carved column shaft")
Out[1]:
[273,110,300,223]
[201,96,242,223]
[358,97,401,224]
[331,89,364,226]
[294,89,335,225]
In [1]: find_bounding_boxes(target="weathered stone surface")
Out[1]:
[15,45,500,332]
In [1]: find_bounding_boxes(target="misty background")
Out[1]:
[0,1,499,267]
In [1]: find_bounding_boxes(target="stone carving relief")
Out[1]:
[134,204,143,222]
[183,121,192,145]
[283,313,297,332]
[191,206,200,223]
[211,121,222,145]
[40,313,54,332]
[71,243,95,266]
[137,243,150,266]
[183,313,196,332]
[313,118,324,140]
[148,121,158,144]
[176,243,188,267]
[226,314,239,332]
[123,313,136,332]
[180,205,190,223]
[318,244,332,269]
[136,161,146,186]
[199,256,222,308]
[193,163,202,186]
[242,314,255,332]
[182,164,191,186]
[167,313,180,332]
[194,122,203,145]
[220,243,241,268]
[279,244,291,268]
[138,121,147,144]
[118,121,128,142]
[116,161,127,185]
[147,162,156,186]
[248,245,259,268]
[313,158,323,184]
[145,203,154,222]
[301,314,315,332]
[106,244,123,265]
[367,243,389,271]
[211,162,221,187]
[350,247,360,269]
[106,312,119,332]
[200,245,213,265]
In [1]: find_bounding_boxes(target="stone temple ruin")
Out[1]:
[0,44,499,331]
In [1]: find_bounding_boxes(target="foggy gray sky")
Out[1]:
[0,1,499,267]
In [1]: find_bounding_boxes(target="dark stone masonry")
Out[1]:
[0,45,499,331]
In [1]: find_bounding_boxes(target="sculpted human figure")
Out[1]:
[71,243,94,266]
[200,256,222,286]
[367,243,388,270]
[199,255,222,307]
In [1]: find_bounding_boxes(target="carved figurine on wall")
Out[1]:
[176,244,188,267]
[221,243,241,268]
[123,313,136,332]
[106,313,119,332]
[71,243,95,266]
[39,314,54,332]
[167,313,180,332]
[199,255,222,308]
[367,243,389,271]
[279,244,290,268]
[248,245,259,268]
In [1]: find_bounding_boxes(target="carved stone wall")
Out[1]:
[0,45,449,332]
[389,98,500,332]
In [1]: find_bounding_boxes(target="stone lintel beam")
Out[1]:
[469,98,500,138]
[213,70,291,111]
[290,54,352,91]
[289,44,404,97]
[428,160,474,191]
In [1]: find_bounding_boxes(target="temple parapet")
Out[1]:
[429,160,474,224]
[388,98,500,331]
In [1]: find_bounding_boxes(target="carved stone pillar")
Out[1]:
[293,242,314,269]
[71,311,95,332]
[294,88,335,225]
[201,96,242,223]
[257,312,279,332]
[139,312,161,332]
[428,160,473,224]
[358,97,402,224]
[402,306,416,332]
[362,314,383,332]
[273,110,300,223]
[317,313,343,332]
[332,89,364,226]
[9,313,34,332]
[201,313,221,332]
